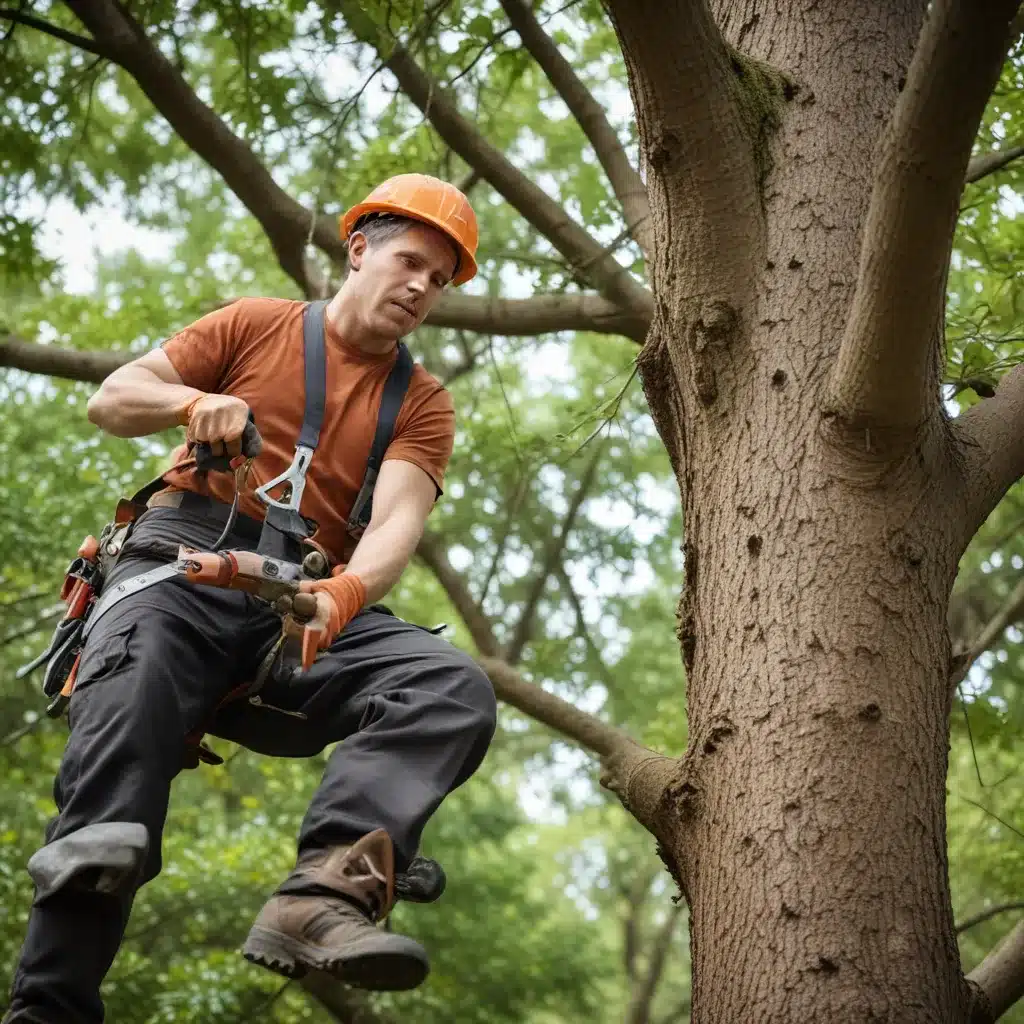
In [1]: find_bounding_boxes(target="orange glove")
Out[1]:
[298,572,366,653]
[177,393,251,458]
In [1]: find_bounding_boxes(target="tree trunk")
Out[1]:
[610,2,986,1020]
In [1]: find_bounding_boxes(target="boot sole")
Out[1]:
[242,926,429,991]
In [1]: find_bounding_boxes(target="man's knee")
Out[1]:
[439,648,497,737]
[27,822,150,902]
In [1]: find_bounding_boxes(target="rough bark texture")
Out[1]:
[605,0,1024,1020]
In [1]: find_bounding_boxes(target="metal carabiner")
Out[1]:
[254,444,315,513]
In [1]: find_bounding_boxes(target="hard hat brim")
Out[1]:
[340,202,478,286]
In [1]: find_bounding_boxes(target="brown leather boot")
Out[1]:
[242,829,429,991]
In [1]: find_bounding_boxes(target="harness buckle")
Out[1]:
[254,444,315,514]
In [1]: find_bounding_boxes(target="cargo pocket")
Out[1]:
[74,623,136,694]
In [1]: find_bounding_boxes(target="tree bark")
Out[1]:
[606,1,1020,1020]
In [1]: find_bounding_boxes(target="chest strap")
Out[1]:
[131,300,414,556]
[346,336,414,540]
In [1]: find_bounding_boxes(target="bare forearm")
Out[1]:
[87,368,202,438]
[344,514,424,605]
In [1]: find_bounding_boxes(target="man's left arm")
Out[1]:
[300,384,454,651]
[343,459,438,605]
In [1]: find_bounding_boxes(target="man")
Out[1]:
[4,174,497,1024]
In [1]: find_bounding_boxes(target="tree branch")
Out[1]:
[1,604,64,648]
[496,0,652,257]
[417,530,625,754]
[968,919,1024,1022]
[504,439,605,663]
[622,871,653,983]
[0,334,129,383]
[827,0,1022,432]
[556,562,617,691]
[958,903,1024,936]
[62,0,343,298]
[601,0,763,303]
[417,530,501,657]
[425,291,648,342]
[957,362,1024,543]
[1,717,45,748]
[474,652,621,758]
[625,901,684,1024]
[1,289,650,384]
[966,142,1024,185]
[477,654,679,836]
[0,6,111,56]
[299,974,393,1024]
[949,574,1024,692]
[416,531,678,835]
[334,0,653,321]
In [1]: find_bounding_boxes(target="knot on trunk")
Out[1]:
[687,300,739,406]
[700,715,736,756]
[676,541,699,673]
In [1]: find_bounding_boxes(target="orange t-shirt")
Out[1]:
[159,297,455,563]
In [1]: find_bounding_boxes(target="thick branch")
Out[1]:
[62,0,343,297]
[0,6,111,55]
[0,335,128,383]
[477,655,678,834]
[602,0,763,299]
[1,289,650,384]
[505,439,605,663]
[625,902,684,1024]
[335,1,653,321]
[828,0,1022,432]
[425,291,648,342]
[496,0,652,257]
[969,920,1024,1022]
[958,903,1024,936]
[957,362,1024,542]
[966,142,1024,185]
[475,653,625,759]
[416,532,677,834]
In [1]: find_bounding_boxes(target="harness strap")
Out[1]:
[346,342,414,538]
[298,299,328,451]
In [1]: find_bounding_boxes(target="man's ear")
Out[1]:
[347,231,368,271]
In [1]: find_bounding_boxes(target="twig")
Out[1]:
[0,6,112,57]
[957,902,1024,936]
[1,604,64,647]
[958,794,1024,842]
[951,577,1024,690]
[1,716,44,747]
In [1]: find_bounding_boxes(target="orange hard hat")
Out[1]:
[340,173,479,286]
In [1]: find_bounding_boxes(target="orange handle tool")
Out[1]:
[65,579,91,621]
[182,551,238,587]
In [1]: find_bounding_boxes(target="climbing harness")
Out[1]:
[19,299,414,736]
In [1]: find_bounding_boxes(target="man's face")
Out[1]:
[348,221,459,339]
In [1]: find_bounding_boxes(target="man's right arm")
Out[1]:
[86,349,202,438]
[87,348,250,456]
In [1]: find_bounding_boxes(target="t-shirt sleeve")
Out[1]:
[161,300,248,392]
[385,385,455,496]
